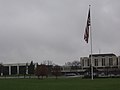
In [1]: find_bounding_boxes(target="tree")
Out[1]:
[19,66,26,78]
[0,64,3,76]
[25,63,29,76]
[65,62,72,66]
[3,66,9,77]
[35,64,48,79]
[42,60,54,76]
[84,66,98,78]
[52,65,61,79]
[71,61,80,70]
[42,60,53,66]
[65,61,80,74]
[28,61,34,78]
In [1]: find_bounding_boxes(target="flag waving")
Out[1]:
[84,8,91,43]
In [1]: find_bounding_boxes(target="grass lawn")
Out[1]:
[0,77,120,90]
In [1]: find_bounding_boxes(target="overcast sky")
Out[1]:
[0,0,120,65]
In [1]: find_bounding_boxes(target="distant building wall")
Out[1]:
[80,53,120,76]
[0,63,37,76]
[80,53,119,69]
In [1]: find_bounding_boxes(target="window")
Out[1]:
[82,59,84,67]
[102,58,105,66]
[109,58,113,66]
[87,59,90,66]
[94,59,98,66]
[116,58,118,66]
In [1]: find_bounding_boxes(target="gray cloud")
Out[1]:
[0,0,120,65]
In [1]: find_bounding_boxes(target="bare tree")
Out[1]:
[42,60,53,65]
[65,62,72,66]
[52,65,61,79]
[35,64,48,79]
[65,61,80,70]
[42,60,54,76]
[71,61,80,70]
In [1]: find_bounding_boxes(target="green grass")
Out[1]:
[0,78,120,90]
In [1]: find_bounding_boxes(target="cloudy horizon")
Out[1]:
[0,0,120,65]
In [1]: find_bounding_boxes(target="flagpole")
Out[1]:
[89,5,94,80]
[84,5,93,80]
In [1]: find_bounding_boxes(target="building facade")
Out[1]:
[80,53,120,76]
[0,63,38,76]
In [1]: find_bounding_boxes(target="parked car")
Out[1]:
[65,73,76,76]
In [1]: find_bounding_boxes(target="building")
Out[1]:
[80,53,120,76]
[0,63,38,76]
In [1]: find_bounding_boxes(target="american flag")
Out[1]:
[84,8,91,43]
